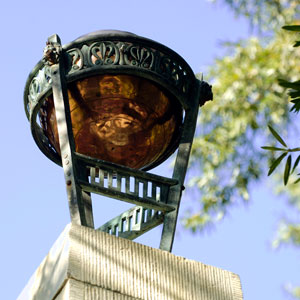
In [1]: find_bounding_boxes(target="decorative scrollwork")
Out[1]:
[158,57,182,85]
[29,77,40,101]
[27,67,52,117]
[67,48,83,72]
[88,42,119,66]
[124,46,154,69]
[26,37,195,120]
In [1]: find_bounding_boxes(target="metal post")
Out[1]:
[44,34,94,228]
[159,79,211,252]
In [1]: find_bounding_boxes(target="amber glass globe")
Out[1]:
[41,74,182,169]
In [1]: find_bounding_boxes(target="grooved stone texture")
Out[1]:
[18,224,243,300]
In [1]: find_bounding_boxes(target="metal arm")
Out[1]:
[159,79,212,252]
[44,34,94,228]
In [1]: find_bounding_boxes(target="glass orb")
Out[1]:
[41,74,182,169]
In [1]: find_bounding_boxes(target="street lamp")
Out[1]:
[24,30,212,252]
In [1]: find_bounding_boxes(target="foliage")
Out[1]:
[185,1,300,297]
[291,288,300,299]
[262,125,300,185]
[211,0,299,30]
[261,24,300,298]
[279,26,300,113]
[185,30,300,231]
[262,25,300,189]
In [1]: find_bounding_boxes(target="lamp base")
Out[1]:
[18,224,243,300]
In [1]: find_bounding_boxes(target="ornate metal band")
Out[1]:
[25,33,196,119]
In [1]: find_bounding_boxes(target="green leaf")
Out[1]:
[290,98,300,113]
[289,90,300,98]
[294,178,300,184]
[261,146,287,151]
[288,148,300,152]
[293,41,300,47]
[278,79,300,90]
[268,125,287,147]
[282,25,300,32]
[284,155,292,185]
[292,155,300,174]
[268,152,288,176]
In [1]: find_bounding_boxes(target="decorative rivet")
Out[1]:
[65,160,69,165]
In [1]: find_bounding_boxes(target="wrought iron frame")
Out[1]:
[24,31,212,252]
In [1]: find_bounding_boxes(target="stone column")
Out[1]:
[18,224,243,300]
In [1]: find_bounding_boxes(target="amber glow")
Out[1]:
[41,74,182,169]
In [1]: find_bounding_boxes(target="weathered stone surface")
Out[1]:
[18,224,243,300]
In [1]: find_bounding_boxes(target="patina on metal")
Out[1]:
[24,30,212,252]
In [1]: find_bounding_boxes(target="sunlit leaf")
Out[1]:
[284,155,292,185]
[268,152,288,176]
[268,125,287,147]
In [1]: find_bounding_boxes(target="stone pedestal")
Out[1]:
[18,224,243,300]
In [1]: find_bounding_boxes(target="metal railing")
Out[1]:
[75,152,178,239]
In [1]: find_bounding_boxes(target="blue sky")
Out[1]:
[1,1,299,299]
